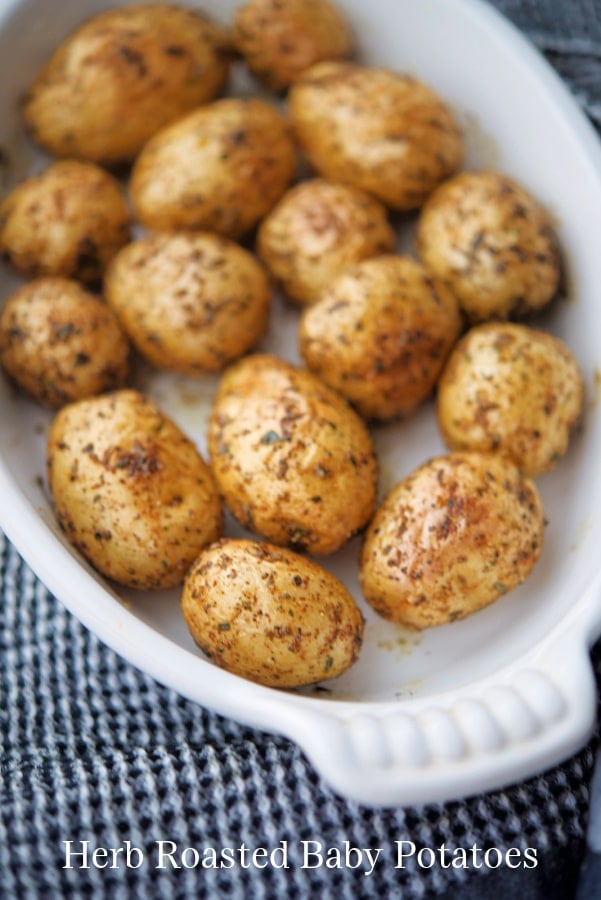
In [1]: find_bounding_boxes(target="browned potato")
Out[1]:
[23,4,230,165]
[182,539,364,687]
[208,354,378,554]
[416,171,561,321]
[257,178,395,306]
[437,323,584,477]
[130,99,297,238]
[47,390,222,590]
[300,255,461,420]
[0,161,130,284]
[105,232,270,374]
[0,278,130,408]
[360,452,545,629]
[289,62,463,210]
[233,0,354,92]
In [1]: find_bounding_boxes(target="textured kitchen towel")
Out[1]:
[500,0,601,127]
[1,1,601,899]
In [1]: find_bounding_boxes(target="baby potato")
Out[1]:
[0,160,130,284]
[130,99,297,238]
[105,232,270,374]
[208,354,378,555]
[182,539,364,687]
[289,62,463,210]
[23,4,230,165]
[47,390,222,590]
[257,178,395,307]
[0,278,130,408]
[416,171,561,321]
[437,322,584,477]
[300,255,461,420]
[233,0,354,92]
[360,452,545,629]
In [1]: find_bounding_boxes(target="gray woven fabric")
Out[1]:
[501,0,601,126]
[1,1,601,898]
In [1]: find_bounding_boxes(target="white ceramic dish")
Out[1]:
[1,0,601,807]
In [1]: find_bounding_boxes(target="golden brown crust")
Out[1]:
[289,62,463,210]
[0,278,130,408]
[23,4,230,165]
[208,354,378,555]
[130,98,297,238]
[257,178,395,306]
[233,0,354,91]
[104,232,270,374]
[182,538,364,687]
[360,452,545,629]
[0,160,130,284]
[300,255,461,420]
[47,389,222,589]
[416,170,561,321]
[437,322,584,476]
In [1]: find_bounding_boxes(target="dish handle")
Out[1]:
[281,577,601,806]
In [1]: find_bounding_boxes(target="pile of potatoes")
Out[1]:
[0,0,585,689]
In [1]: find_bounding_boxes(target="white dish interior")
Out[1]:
[1,0,601,805]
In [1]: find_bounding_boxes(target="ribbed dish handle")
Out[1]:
[281,575,601,806]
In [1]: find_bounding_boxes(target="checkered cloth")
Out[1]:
[1,1,600,897]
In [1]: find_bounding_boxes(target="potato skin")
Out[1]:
[360,452,545,629]
[208,354,378,555]
[257,179,395,306]
[416,171,561,321]
[24,4,230,165]
[300,255,461,420]
[233,0,354,92]
[437,323,584,477]
[130,99,297,238]
[0,161,130,284]
[105,232,270,374]
[182,539,364,687]
[47,390,222,589]
[289,62,463,210]
[0,278,130,408]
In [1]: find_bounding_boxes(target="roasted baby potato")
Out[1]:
[0,160,130,284]
[289,62,463,210]
[257,178,395,306]
[47,390,222,589]
[360,452,545,629]
[416,171,561,321]
[130,98,297,238]
[300,255,461,420]
[233,0,354,92]
[208,354,378,554]
[0,278,130,408]
[105,232,270,374]
[23,3,230,165]
[437,322,584,477]
[182,539,364,687]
